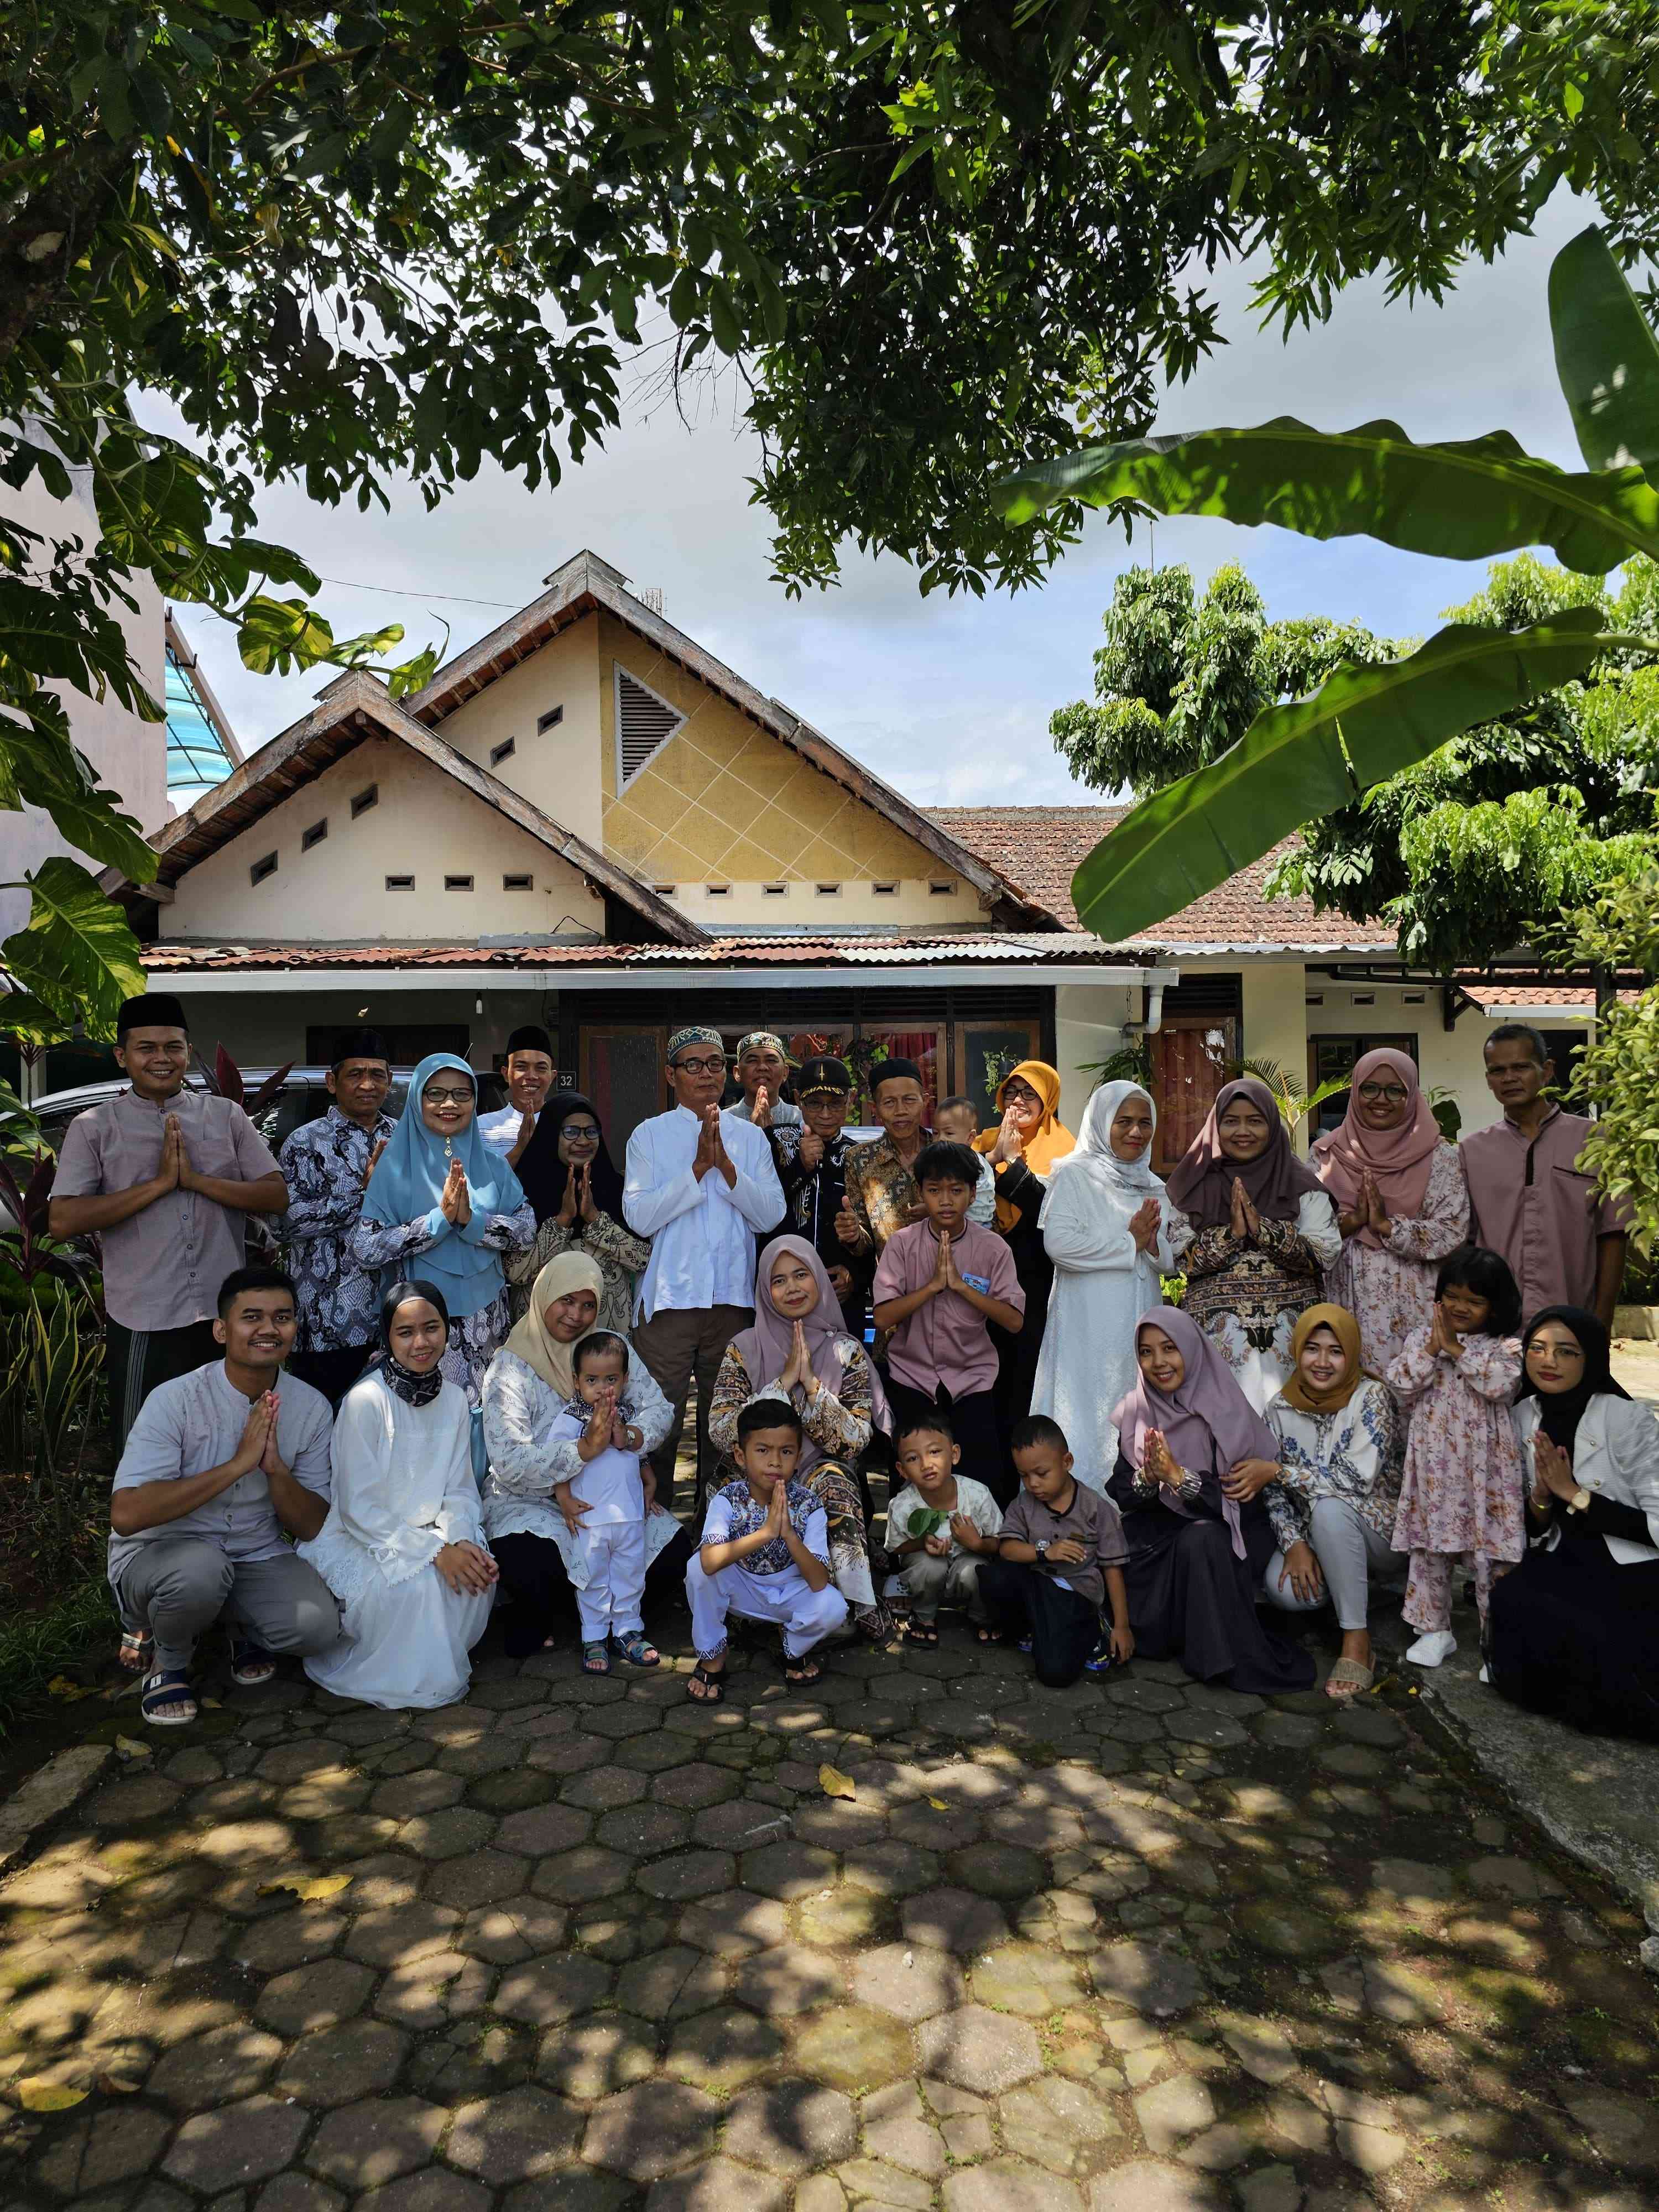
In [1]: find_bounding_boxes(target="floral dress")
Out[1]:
[1265,1380,1404,1548]
[349,1199,535,1404]
[505,1209,651,1331]
[706,1338,892,1638]
[1322,1142,1470,1378]
[1171,1192,1342,1412]
[1387,1327,1524,1627]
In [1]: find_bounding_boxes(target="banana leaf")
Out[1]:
[1549,225,1659,478]
[995,418,1659,575]
[1070,611,1632,943]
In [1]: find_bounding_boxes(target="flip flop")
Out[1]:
[1324,1656,1375,1700]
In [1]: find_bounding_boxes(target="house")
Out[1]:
[79,550,1611,1155]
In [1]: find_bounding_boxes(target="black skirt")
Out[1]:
[1487,1531,1659,1739]
[1109,1458,1315,1696]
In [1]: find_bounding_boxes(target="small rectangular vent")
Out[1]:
[614,667,685,789]
[490,737,516,767]
[763,883,789,898]
[816,882,841,896]
[706,883,731,898]
[653,883,677,896]
[538,705,564,733]
[873,881,899,896]
[301,819,327,852]
[351,784,379,818]
[504,873,533,891]
[445,874,474,892]
[250,852,278,886]
[385,874,414,891]
[928,879,954,895]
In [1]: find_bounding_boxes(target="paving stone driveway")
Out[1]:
[2,1629,1656,2212]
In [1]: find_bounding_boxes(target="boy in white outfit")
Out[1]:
[549,1333,659,1675]
[885,1410,1003,1642]
[685,1398,847,1699]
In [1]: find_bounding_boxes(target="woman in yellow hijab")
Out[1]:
[971,1061,1076,1446]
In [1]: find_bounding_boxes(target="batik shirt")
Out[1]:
[700,1477,830,1575]
[278,1105,398,1352]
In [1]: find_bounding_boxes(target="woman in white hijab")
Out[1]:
[1029,1082,1183,1491]
[302,1280,498,1710]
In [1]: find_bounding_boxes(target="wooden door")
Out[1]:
[580,1024,669,1154]
[1151,1015,1237,1174]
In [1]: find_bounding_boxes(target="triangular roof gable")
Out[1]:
[407,551,1062,930]
[102,670,704,945]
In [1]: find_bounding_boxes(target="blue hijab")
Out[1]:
[359,1053,525,1317]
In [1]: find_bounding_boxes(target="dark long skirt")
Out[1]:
[491,1526,696,1661]
[1487,1533,1659,1740]
[1120,1511,1315,1696]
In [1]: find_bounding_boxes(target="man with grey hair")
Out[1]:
[624,1027,785,1504]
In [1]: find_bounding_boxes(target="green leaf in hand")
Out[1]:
[906,1506,948,1537]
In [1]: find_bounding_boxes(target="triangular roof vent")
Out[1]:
[614,666,685,790]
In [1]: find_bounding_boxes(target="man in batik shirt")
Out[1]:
[278,1028,398,1406]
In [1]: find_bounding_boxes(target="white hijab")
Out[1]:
[1041,1081,1164,1212]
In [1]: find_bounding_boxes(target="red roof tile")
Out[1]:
[927,807,1397,951]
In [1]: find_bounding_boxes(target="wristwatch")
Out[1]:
[1566,1486,1592,1515]
[1034,1538,1051,1561]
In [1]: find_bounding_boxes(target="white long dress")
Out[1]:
[301,1370,494,1710]
[1028,1082,1183,1493]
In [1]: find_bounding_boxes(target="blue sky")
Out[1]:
[180,189,1599,808]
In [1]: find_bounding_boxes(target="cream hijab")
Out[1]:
[501,1250,605,1397]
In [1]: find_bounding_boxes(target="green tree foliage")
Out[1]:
[1272,555,1659,968]
[1558,852,1659,1260]
[7,6,1659,1025]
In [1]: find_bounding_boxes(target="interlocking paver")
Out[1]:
[583,2079,721,2180]
[722,2078,858,2174]
[448,2084,585,2180]
[306,2094,448,2188]
[159,2094,309,2190]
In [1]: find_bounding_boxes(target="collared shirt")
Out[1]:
[698,1476,830,1577]
[1460,1106,1630,1316]
[842,1134,997,1251]
[622,1107,785,1321]
[278,1105,398,1352]
[999,1481,1127,1610]
[107,1360,333,1590]
[54,1087,283,1330]
[872,1219,1025,1400]
[478,1104,525,1156]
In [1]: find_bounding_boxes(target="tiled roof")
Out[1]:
[1464,984,1640,1013]
[928,806,1397,952]
[140,933,1158,975]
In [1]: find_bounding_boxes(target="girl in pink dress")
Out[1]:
[1387,1244,1525,1668]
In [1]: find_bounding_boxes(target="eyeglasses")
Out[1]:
[424,1085,474,1105]
[1357,1083,1408,1105]
[672,1055,727,1076]
[561,1123,599,1140]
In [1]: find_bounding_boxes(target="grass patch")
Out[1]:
[0,1573,116,1737]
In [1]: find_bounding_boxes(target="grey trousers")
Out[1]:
[900,1550,987,1624]
[1262,1495,1408,1632]
[117,1538,341,1673]
[632,1302,752,1508]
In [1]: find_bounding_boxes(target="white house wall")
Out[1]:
[166,738,603,943]
[429,619,606,849]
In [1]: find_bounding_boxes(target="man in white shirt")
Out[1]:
[624,1025,785,1505]
[478,1025,556,1165]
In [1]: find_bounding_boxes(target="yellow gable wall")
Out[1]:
[168,737,603,942]
[594,612,974,928]
[431,618,605,848]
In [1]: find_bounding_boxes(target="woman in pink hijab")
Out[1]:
[1311,1050,1469,1376]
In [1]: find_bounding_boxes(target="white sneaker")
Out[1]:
[1478,1665,1490,1684]
[1405,1629,1457,1667]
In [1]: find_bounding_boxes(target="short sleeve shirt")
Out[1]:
[1460,1107,1631,1317]
[107,1361,333,1590]
[999,1482,1128,1610]
[54,1087,281,1329]
[699,1477,830,1575]
[872,1220,1024,1400]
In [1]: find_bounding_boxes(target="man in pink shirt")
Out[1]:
[873,1141,1025,1504]
[1459,1024,1628,1331]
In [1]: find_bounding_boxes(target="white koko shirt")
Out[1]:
[623,1106,785,1321]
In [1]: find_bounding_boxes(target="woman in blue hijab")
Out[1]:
[349,1053,535,1401]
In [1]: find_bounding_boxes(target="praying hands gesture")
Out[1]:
[692,1103,737,1188]
[932,1229,960,1295]
[1428,1298,1463,1359]
[578,1385,620,1462]
[778,1319,816,1397]
[989,1106,1025,1165]
[750,1083,773,1130]
[439,1157,472,1227]
[435,1541,499,1596]
[1228,1176,1260,1242]
[556,1160,599,1228]
[361,1135,388,1189]
[1362,1171,1392,1241]
[1128,1195,1162,1255]
[1142,1428,1185,1490]
[232,1391,279,1478]
[1531,1431,1579,1510]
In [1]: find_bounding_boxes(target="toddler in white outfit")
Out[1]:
[549,1332,660,1674]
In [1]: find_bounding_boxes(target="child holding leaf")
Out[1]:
[885,1409,1003,1643]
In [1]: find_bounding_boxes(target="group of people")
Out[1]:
[60,995,1657,1739]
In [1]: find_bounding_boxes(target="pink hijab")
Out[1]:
[732,1234,890,1474]
[1111,1308,1279,1560]
[1311,1048,1442,1249]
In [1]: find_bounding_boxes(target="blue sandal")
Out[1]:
[615,1631,660,1668]
[140,1670,198,1727]
[229,1637,276,1686]
[582,1641,612,1675]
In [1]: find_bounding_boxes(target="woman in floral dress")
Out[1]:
[708,1235,894,1640]
[1312,1049,1469,1377]
[508,1093,651,1331]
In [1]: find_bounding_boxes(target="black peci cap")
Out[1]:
[797,1055,853,1097]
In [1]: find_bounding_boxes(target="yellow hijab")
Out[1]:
[973,1060,1076,1230]
[501,1250,604,1396]
[1277,1304,1365,1415]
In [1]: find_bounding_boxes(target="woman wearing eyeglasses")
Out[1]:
[351,1054,536,1402]
[1311,1049,1470,1377]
